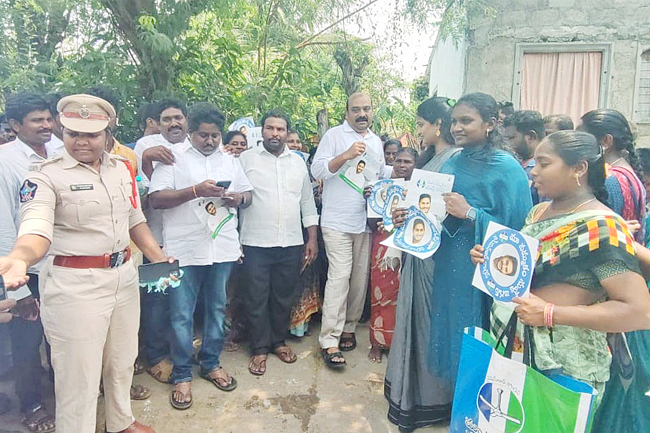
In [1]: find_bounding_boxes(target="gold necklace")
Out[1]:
[534,197,597,223]
[569,197,597,213]
[610,157,624,166]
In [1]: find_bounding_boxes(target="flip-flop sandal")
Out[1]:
[22,405,55,433]
[130,384,152,400]
[322,349,346,369]
[248,356,267,376]
[201,369,238,392]
[170,387,193,410]
[339,334,357,352]
[273,346,297,363]
[147,358,173,384]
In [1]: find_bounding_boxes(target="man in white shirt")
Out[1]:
[238,111,318,376]
[149,103,252,409]
[133,98,190,383]
[0,93,60,431]
[311,92,390,368]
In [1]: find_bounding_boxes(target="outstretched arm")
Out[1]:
[0,234,51,289]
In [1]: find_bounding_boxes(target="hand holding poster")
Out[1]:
[381,206,442,259]
[472,221,539,305]
[338,147,383,194]
[367,179,404,218]
[404,169,454,222]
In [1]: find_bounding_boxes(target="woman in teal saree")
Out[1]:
[394,93,533,423]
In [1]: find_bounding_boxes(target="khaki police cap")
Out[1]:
[57,94,116,133]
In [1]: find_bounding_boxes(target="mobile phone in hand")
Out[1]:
[139,260,180,284]
[216,180,232,189]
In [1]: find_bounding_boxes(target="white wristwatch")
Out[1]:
[465,207,477,222]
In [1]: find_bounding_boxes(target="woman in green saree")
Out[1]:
[470,131,650,407]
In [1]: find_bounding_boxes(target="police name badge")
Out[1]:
[472,221,539,305]
[70,184,94,191]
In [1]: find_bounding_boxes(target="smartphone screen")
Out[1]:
[216,180,232,189]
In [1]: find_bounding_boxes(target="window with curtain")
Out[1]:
[520,51,602,126]
[635,49,650,121]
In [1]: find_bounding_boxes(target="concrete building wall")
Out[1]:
[427,35,467,100]
[461,0,650,145]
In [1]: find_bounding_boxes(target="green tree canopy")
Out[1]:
[0,0,473,143]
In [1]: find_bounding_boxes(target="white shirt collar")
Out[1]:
[257,144,291,158]
[12,137,53,161]
[179,141,228,158]
[342,120,376,139]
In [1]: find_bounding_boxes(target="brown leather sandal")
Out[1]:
[273,345,297,363]
[146,358,173,384]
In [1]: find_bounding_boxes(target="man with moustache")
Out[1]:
[238,111,318,376]
[312,92,391,368]
[134,98,190,384]
[0,92,60,432]
[149,103,252,409]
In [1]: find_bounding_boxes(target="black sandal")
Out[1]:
[339,333,357,352]
[201,368,238,392]
[170,385,193,410]
[322,349,346,369]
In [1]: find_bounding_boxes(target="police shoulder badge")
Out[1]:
[19,179,38,203]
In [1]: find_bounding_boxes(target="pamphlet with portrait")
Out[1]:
[338,147,383,194]
[471,221,539,305]
[403,169,454,222]
[193,198,236,239]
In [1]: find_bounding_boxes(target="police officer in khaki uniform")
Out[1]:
[0,94,171,433]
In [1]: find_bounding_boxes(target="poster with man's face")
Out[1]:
[367,179,404,218]
[381,205,441,260]
[471,221,539,304]
[338,147,383,194]
[381,183,407,231]
[193,198,236,239]
[403,169,454,223]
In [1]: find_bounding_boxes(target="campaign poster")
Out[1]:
[367,178,405,218]
[381,183,407,232]
[228,117,255,135]
[193,198,236,239]
[228,117,262,149]
[381,206,441,259]
[247,127,263,148]
[471,221,539,305]
[404,169,454,222]
[338,147,383,194]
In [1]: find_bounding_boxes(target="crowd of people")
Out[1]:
[1,86,650,433]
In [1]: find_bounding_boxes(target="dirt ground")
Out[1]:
[0,322,448,433]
